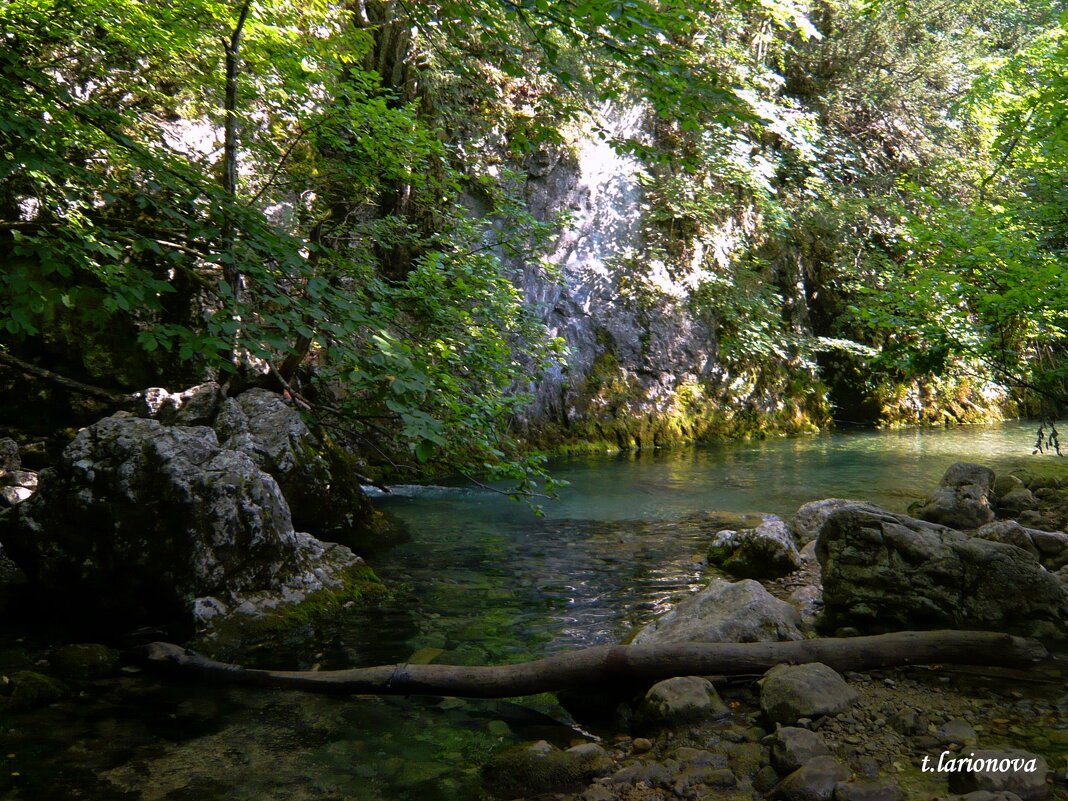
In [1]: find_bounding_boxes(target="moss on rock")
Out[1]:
[481,741,599,799]
[9,671,69,711]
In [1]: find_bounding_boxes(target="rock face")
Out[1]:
[0,414,365,631]
[634,676,730,730]
[708,517,801,579]
[915,462,996,529]
[502,106,829,449]
[817,503,1068,638]
[759,663,858,725]
[632,578,804,645]
[213,388,379,546]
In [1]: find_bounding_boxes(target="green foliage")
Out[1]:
[0,0,565,496]
[853,10,1068,410]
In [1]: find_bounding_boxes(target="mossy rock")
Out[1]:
[191,562,388,661]
[481,741,600,799]
[9,671,69,710]
[50,643,120,680]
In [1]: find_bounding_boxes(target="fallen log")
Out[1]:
[137,630,1048,698]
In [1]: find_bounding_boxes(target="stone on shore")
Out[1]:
[759,663,857,725]
[770,726,833,774]
[776,756,851,801]
[634,676,730,730]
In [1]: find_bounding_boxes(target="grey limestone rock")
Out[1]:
[708,516,802,579]
[142,382,222,426]
[976,521,1068,571]
[214,388,377,544]
[0,438,20,473]
[999,486,1039,514]
[817,503,1068,638]
[759,663,858,726]
[632,578,804,645]
[0,414,363,630]
[938,718,978,746]
[915,462,996,529]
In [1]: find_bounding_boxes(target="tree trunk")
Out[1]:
[138,630,1047,699]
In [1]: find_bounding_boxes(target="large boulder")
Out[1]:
[708,516,802,579]
[0,414,367,632]
[214,388,380,546]
[817,503,1068,638]
[632,578,804,645]
[915,462,995,529]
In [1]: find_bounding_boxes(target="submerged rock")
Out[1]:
[817,503,1068,638]
[9,670,69,710]
[708,516,801,579]
[50,643,119,680]
[915,462,995,530]
[632,578,804,645]
[0,414,367,632]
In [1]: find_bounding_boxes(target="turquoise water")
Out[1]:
[1,421,1060,800]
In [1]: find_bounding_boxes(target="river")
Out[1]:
[0,420,1057,800]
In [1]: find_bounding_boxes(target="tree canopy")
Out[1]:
[1,0,1066,496]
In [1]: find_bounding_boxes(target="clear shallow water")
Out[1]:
[1,421,1060,801]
